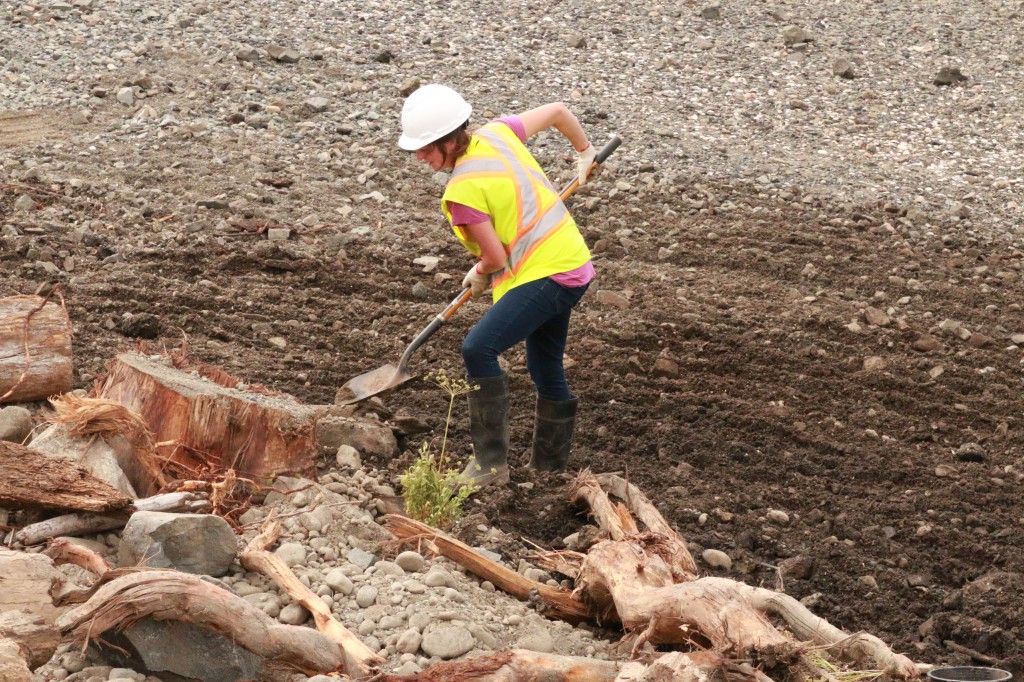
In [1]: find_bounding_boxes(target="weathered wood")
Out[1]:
[57,570,350,675]
[14,491,210,545]
[572,471,919,679]
[239,513,384,676]
[0,549,65,668]
[44,538,112,576]
[594,472,698,578]
[0,294,73,404]
[99,352,318,495]
[384,515,593,623]
[15,511,128,546]
[0,441,132,512]
[380,650,622,681]
[613,652,775,682]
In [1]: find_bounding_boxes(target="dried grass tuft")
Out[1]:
[49,393,155,452]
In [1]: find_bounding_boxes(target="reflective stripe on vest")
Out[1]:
[442,123,589,301]
[450,128,572,288]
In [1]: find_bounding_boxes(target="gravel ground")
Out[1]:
[2,0,1022,241]
[4,0,1024,680]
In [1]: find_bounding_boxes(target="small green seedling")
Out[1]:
[399,370,477,529]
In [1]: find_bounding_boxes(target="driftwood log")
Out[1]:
[57,570,353,677]
[239,513,384,676]
[0,294,73,404]
[14,491,210,545]
[385,471,920,682]
[0,441,132,513]
[570,472,919,679]
[99,352,319,495]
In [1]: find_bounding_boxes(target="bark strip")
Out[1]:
[0,441,131,512]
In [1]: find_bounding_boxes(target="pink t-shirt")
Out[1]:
[449,117,594,288]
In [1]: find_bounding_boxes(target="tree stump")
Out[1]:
[99,352,319,495]
[0,294,73,404]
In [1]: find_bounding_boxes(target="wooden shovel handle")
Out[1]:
[440,287,473,322]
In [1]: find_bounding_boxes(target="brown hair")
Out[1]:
[428,120,471,166]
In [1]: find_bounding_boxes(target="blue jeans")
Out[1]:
[462,277,589,401]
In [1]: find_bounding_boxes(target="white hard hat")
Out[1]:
[398,84,472,151]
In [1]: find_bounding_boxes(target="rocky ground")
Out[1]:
[3,0,1024,680]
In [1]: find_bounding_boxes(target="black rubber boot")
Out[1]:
[527,396,578,471]
[460,373,510,487]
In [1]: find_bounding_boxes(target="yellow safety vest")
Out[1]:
[441,122,591,302]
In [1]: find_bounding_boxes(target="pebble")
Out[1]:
[396,628,423,654]
[421,624,475,659]
[0,406,33,443]
[279,603,309,625]
[274,543,306,567]
[336,445,362,469]
[395,551,425,573]
[702,549,733,570]
[347,547,377,570]
[423,568,455,588]
[325,567,355,595]
[356,585,379,608]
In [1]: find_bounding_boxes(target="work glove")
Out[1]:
[462,263,491,299]
[576,142,598,186]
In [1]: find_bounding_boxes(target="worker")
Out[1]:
[398,84,598,488]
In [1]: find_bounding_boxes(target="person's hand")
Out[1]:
[576,142,597,186]
[462,263,491,298]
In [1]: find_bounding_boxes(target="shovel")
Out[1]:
[338,135,622,405]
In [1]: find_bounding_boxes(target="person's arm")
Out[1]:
[463,220,507,273]
[516,103,598,185]
[516,102,590,151]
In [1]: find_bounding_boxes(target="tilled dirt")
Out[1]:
[4,169,1023,675]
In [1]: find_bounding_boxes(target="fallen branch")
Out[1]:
[44,538,112,577]
[14,491,210,545]
[239,513,384,677]
[384,515,593,623]
[57,570,351,675]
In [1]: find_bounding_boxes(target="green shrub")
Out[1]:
[399,370,477,528]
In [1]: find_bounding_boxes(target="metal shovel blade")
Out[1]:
[337,363,413,405]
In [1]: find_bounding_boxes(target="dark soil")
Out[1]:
[3,164,1023,676]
